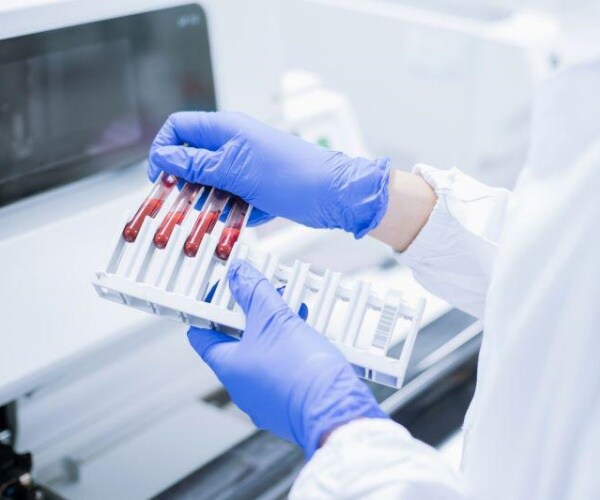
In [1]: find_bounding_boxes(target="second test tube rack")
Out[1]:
[93,175,426,389]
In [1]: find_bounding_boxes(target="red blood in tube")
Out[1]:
[153,211,186,249]
[215,227,241,260]
[122,174,177,243]
[184,210,219,257]
[122,198,164,242]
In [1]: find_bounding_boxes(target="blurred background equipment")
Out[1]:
[280,0,560,188]
[0,0,597,498]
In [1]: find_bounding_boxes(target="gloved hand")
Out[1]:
[149,111,390,237]
[188,259,388,457]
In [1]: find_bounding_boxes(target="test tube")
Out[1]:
[122,173,178,243]
[183,188,230,258]
[215,197,248,260]
[153,182,203,249]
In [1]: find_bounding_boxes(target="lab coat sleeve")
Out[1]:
[398,164,512,318]
[290,418,467,499]
[291,165,509,498]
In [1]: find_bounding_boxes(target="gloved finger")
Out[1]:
[216,201,273,227]
[196,191,271,226]
[227,259,290,327]
[152,112,234,151]
[298,303,309,321]
[148,112,235,181]
[150,145,225,187]
[276,286,309,321]
[203,281,219,303]
[216,200,234,224]
[246,208,275,227]
[187,327,237,370]
[194,187,211,211]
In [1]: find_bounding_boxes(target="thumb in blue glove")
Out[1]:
[188,259,387,457]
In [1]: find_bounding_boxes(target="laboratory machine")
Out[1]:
[3,0,575,497]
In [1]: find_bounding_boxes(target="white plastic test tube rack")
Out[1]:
[93,186,426,389]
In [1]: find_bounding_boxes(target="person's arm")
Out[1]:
[369,169,437,251]
[292,419,466,499]
[372,165,512,319]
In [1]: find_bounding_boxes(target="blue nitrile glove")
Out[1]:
[149,111,390,237]
[187,259,388,457]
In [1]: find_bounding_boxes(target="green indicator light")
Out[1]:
[317,137,330,149]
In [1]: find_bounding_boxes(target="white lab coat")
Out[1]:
[291,59,600,499]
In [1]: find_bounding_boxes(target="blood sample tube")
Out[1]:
[153,182,202,249]
[215,197,248,260]
[183,189,230,258]
[122,173,177,243]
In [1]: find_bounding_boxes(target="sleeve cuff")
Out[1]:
[318,417,413,450]
[291,417,467,499]
[396,164,456,268]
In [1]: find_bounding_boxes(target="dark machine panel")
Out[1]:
[0,4,216,207]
